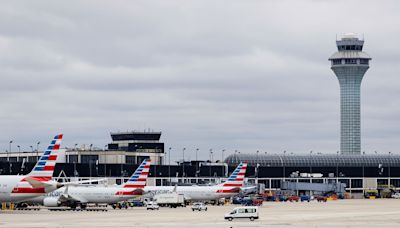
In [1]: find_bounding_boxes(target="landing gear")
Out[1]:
[70,203,77,210]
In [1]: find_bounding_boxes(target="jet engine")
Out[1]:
[43,197,60,207]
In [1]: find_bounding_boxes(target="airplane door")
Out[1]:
[0,184,11,201]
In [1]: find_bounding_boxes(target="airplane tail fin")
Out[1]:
[26,134,63,181]
[217,162,247,193]
[122,159,151,189]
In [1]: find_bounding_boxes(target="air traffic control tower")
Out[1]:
[329,33,371,155]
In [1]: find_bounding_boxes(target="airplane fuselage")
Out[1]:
[30,185,140,206]
[0,175,57,203]
[144,186,238,201]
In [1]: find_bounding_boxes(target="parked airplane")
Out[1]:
[27,159,151,209]
[145,162,248,201]
[0,134,64,203]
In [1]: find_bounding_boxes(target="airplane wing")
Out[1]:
[133,188,144,195]
[59,194,88,204]
[25,177,54,188]
[241,186,257,194]
[58,186,89,204]
[230,187,241,193]
[25,177,106,189]
[62,178,108,186]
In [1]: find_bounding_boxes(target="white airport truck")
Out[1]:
[154,192,185,208]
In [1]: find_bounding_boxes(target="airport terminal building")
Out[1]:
[1,148,400,196]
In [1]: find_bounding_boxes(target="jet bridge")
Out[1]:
[281,181,346,195]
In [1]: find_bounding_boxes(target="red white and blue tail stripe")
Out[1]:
[27,134,63,181]
[11,134,63,195]
[122,159,151,189]
[216,162,247,193]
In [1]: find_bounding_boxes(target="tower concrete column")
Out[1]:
[329,33,371,155]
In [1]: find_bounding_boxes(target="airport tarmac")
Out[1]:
[1,199,400,227]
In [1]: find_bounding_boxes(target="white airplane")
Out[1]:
[27,159,151,209]
[145,162,248,201]
[0,134,64,203]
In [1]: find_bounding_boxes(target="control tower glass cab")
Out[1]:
[329,33,371,155]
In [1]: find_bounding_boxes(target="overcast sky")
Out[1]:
[1,0,400,161]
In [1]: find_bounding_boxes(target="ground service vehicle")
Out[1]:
[288,196,300,202]
[112,202,128,209]
[392,193,400,199]
[146,202,159,210]
[129,200,144,207]
[278,195,287,202]
[316,196,327,202]
[241,197,253,206]
[232,197,243,204]
[154,192,185,208]
[191,202,207,211]
[225,206,259,221]
[300,195,311,202]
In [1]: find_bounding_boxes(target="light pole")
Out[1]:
[362,151,365,178]
[196,148,199,177]
[389,151,392,180]
[283,150,286,178]
[309,150,313,173]
[8,140,13,162]
[234,150,238,164]
[168,147,171,185]
[182,148,186,178]
[336,151,339,178]
[154,147,158,180]
[209,149,213,177]
[17,145,20,162]
[36,141,40,161]
[222,149,225,177]
[104,145,108,177]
